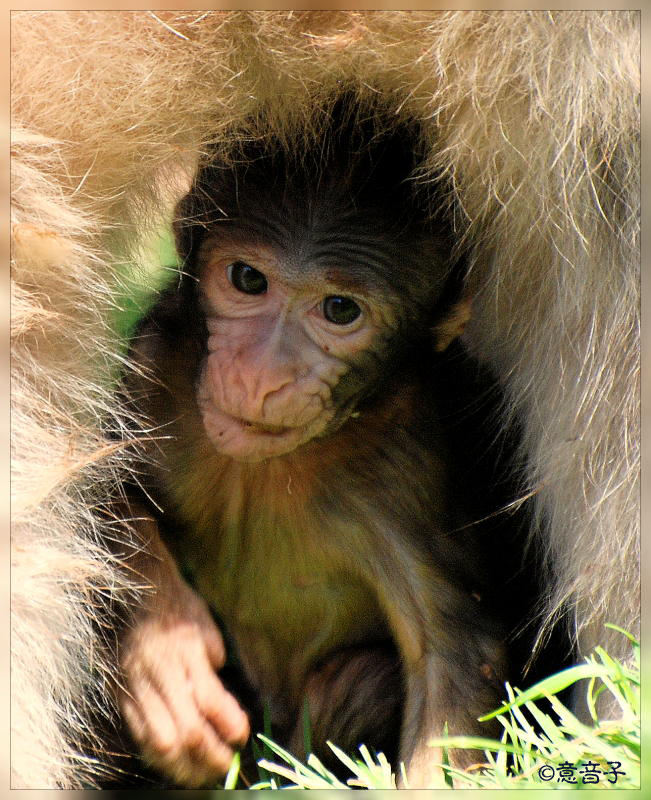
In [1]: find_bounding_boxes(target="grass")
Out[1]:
[221,627,639,790]
[110,226,179,342]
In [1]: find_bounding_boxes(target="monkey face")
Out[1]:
[194,238,396,462]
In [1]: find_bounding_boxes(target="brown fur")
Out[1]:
[11,10,639,788]
[121,286,505,787]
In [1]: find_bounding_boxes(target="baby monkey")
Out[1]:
[118,108,505,788]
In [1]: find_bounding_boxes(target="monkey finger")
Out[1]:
[128,665,205,752]
[182,716,241,780]
[154,684,238,779]
[122,691,178,758]
[156,744,233,789]
[130,680,236,781]
[152,665,230,751]
[198,617,228,669]
[191,663,250,747]
[140,726,229,789]
[129,651,187,701]
[121,696,147,745]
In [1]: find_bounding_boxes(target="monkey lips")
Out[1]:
[198,403,335,461]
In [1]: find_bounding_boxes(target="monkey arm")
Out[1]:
[118,503,249,787]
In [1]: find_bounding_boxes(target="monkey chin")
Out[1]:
[200,402,333,462]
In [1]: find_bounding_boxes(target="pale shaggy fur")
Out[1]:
[10,10,639,788]
[11,133,141,787]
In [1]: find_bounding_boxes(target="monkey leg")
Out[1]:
[399,651,502,788]
[288,644,404,775]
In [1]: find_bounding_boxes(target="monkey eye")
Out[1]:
[227,262,268,295]
[322,296,362,326]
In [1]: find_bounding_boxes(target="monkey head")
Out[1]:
[173,116,463,463]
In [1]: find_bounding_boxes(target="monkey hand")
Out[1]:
[119,577,249,787]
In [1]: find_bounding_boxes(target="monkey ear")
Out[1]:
[432,296,472,352]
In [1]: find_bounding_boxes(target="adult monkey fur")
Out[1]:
[10,9,639,789]
[117,106,505,788]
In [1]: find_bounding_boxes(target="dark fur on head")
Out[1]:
[174,100,456,319]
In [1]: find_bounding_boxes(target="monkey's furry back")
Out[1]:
[10,11,639,788]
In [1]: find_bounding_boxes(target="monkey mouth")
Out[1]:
[199,402,331,462]
[240,419,290,435]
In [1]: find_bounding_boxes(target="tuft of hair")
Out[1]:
[10,130,145,787]
[11,9,639,786]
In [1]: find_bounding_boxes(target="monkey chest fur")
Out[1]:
[155,392,459,731]
[175,466,392,723]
